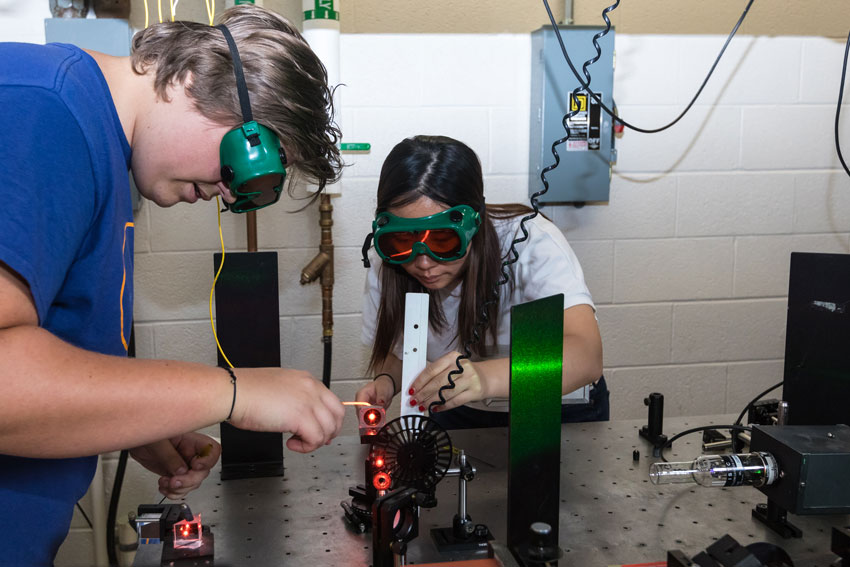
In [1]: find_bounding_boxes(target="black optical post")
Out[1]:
[214,251,284,480]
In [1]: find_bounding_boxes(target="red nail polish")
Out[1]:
[432,406,440,413]
[409,399,417,406]
[418,405,425,412]
[408,387,415,396]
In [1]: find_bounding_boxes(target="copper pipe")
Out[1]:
[300,193,334,338]
[246,210,258,253]
[301,252,331,284]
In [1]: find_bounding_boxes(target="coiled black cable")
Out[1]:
[541,0,755,134]
[428,2,620,415]
[836,28,850,178]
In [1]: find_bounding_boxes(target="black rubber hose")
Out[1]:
[107,450,129,566]
[322,336,332,388]
[107,324,134,566]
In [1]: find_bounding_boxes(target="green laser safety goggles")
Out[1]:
[217,24,287,213]
[368,205,481,265]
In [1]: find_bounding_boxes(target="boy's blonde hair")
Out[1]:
[131,5,341,191]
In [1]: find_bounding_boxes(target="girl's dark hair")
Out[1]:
[368,135,533,373]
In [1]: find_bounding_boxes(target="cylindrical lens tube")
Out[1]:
[650,452,778,487]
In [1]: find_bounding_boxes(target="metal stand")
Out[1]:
[431,450,493,552]
[372,488,421,567]
[342,456,380,534]
[639,392,668,455]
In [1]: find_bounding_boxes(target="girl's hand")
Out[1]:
[409,351,487,413]
[355,375,395,409]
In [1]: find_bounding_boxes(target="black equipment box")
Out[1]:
[751,424,850,515]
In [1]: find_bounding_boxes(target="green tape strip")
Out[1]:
[340,142,371,152]
[304,8,339,21]
[509,294,563,465]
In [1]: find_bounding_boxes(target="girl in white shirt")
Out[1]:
[356,135,607,429]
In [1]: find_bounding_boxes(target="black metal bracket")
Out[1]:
[752,499,802,539]
[638,392,668,455]
[832,526,850,566]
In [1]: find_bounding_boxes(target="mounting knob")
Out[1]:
[526,522,563,562]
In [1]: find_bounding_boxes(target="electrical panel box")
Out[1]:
[44,18,141,212]
[529,25,615,204]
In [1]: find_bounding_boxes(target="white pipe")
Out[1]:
[302,0,340,87]
[90,455,109,567]
[563,0,573,24]
[302,0,342,195]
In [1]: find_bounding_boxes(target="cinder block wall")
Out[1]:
[126,31,849,565]
[4,6,848,564]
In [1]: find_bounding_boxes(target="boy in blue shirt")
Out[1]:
[0,5,345,564]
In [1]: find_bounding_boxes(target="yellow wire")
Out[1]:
[205,0,214,25]
[206,2,223,365]
[209,196,234,369]
[156,0,162,23]
[143,0,148,28]
[170,0,175,21]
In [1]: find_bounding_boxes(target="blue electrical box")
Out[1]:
[529,25,615,204]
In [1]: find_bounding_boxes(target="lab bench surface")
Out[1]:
[133,415,849,566]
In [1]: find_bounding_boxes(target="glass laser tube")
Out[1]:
[649,452,778,488]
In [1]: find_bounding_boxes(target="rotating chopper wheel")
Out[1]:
[372,415,453,492]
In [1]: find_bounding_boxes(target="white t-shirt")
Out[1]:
[361,213,595,409]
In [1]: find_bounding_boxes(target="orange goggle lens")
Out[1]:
[376,229,462,263]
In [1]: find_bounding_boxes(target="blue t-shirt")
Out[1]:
[0,43,133,564]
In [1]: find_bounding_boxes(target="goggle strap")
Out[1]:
[361,233,374,268]
[216,24,254,124]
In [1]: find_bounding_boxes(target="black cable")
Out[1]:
[107,323,134,566]
[76,502,93,530]
[428,2,620,414]
[835,28,850,178]
[659,424,752,462]
[733,380,784,427]
[541,0,756,134]
[107,450,129,567]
